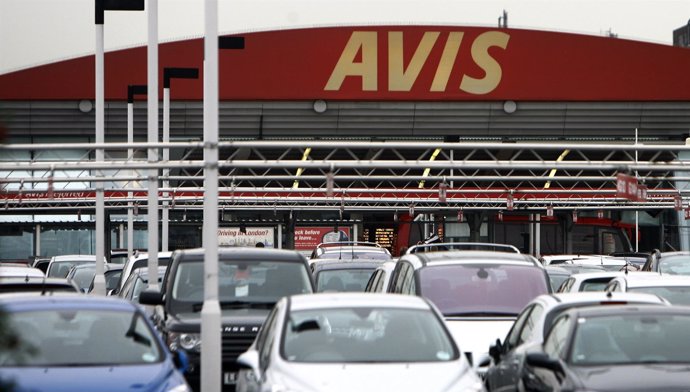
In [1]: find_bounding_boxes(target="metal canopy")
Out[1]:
[1,140,688,212]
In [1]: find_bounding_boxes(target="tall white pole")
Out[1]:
[147,0,159,290]
[635,128,639,252]
[162,87,170,252]
[127,101,134,260]
[93,22,106,296]
[201,0,221,390]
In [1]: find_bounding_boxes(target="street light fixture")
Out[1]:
[162,67,198,252]
[127,84,147,261]
[94,0,144,296]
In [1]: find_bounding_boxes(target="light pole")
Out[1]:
[127,85,147,261]
[162,67,198,252]
[147,0,159,291]
[200,0,245,384]
[94,0,144,296]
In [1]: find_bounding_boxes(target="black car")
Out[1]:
[521,305,690,392]
[140,247,315,391]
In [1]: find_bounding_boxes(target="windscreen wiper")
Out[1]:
[124,312,152,347]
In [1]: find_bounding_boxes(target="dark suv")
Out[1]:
[140,247,315,391]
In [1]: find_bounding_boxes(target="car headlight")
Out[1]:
[168,332,201,352]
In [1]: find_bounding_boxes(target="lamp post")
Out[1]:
[94,0,144,296]
[127,85,147,261]
[200,0,245,385]
[147,0,159,291]
[162,67,198,252]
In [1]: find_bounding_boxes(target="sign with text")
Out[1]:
[616,173,639,201]
[218,227,275,248]
[294,227,352,251]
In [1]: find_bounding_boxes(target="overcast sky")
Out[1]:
[1,0,688,74]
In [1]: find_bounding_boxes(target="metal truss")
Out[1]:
[1,140,689,212]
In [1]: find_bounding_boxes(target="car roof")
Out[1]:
[0,277,76,286]
[50,255,98,261]
[0,266,45,278]
[546,291,667,305]
[128,251,173,262]
[0,293,138,312]
[567,271,626,280]
[619,272,690,287]
[311,259,386,271]
[173,247,308,262]
[289,292,432,311]
[407,250,540,268]
[562,303,690,319]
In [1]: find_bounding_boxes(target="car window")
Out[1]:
[258,306,280,372]
[392,262,411,294]
[504,305,534,352]
[282,307,457,363]
[519,303,544,345]
[364,270,381,292]
[543,315,571,359]
[4,309,162,366]
[316,269,376,292]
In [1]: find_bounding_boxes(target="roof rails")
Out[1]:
[406,242,521,255]
[316,241,383,249]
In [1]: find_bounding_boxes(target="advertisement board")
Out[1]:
[218,227,275,248]
[294,227,352,251]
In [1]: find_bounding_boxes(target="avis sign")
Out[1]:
[325,31,510,94]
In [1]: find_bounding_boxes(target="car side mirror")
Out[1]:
[139,290,164,305]
[489,338,503,363]
[237,350,260,382]
[525,352,563,373]
[172,349,190,373]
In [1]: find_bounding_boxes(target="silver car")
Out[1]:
[236,292,485,392]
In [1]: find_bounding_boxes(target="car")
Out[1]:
[139,247,316,391]
[484,291,669,392]
[641,250,690,275]
[520,305,690,392]
[605,272,690,305]
[556,271,625,293]
[609,252,648,269]
[0,294,190,392]
[364,260,397,293]
[406,242,521,254]
[0,264,45,279]
[112,251,172,295]
[45,255,100,279]
[309,241,392,261]
[0,277,80,294]
[384,249,550,374]
[236,292,486,392]
[65,263,124,294]
[311,259,385,292]
[118,266,168,310]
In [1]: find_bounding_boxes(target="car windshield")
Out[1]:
[629,286,690,305]
[282,307,457,363]
[170,260,312,313]
[47,260,93,278]
[316,269,377,292]
[419,264,549,315]
[0,309,162,367]
[570,313,690,366]
[658,256,690,275]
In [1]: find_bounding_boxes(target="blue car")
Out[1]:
[0,294,190,392]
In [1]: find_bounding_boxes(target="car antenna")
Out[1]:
[41,276,47,296]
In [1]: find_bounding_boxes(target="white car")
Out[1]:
[540,254,627,271]
[606,272,690,305]
[236,293,485,392]
[364,260,397,293]
[556,271,626,293]
[45,255,100,278]
[113,251,172,294]
[0,264,44,278]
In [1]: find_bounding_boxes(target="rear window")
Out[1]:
[419,264,549,316]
